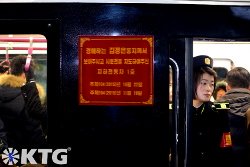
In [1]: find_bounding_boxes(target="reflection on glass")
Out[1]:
[169,66,173,166]
[169,66,173,104]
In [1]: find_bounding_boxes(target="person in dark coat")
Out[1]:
[0,55,47,153]
[216,67,250,167]
[21,65,48,136]
[191,55,232,167]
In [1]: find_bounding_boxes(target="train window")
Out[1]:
[193,39,250,80]
[0,34,47,98]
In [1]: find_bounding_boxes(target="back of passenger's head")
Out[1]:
[10,55,34,76]
[226,67,250,89]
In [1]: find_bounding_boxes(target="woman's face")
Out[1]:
[196,73,215,102]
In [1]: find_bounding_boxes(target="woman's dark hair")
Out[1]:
[10,55,34,76]
[193,66,217,99]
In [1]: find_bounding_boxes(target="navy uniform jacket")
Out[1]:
[191,101,233,167]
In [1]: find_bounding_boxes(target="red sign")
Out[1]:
[78,36,154,105]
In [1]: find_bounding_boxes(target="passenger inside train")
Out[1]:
[0,35,47,166]
[216,67,250,167]
[191,55,232,167]
[194,40,250,167]
[213,81,227,100]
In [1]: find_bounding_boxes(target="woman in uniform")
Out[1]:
[191,55,232,167]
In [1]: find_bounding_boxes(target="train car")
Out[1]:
[0,0,250,166]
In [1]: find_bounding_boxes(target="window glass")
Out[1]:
[0,34,47,97]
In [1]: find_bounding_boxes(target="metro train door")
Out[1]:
[54,4,191,167]
[57,4,194,166]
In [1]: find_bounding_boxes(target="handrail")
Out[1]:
[0,38,47,43]
[0,36,47,54]
[0,47,47,50]
[169,58,180,167]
